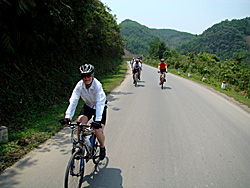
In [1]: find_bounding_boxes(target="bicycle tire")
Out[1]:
[161,76,164,89]
[64,150,84,188]
[135,72,138,87]
[92,135,100,165]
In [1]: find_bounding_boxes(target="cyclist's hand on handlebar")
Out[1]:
[59,118,71,126]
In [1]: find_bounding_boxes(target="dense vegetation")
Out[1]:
[152,28,195,49]
[145,37,250,99]
[177,17,250,66]
[120,19,194,55]
[0,0,124,131]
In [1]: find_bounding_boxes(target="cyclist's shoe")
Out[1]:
[133,80,136,84]
[100,147,106,160]
[138,77,140,80]
[164,79,166,82]
[159,82,161,85]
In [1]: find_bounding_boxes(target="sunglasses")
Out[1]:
[82,74,92,78]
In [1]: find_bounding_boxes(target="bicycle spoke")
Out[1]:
[65,151,84,188]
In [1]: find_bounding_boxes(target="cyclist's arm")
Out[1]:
[139,63,142,70]
[65,81,81,120]
[95,84,106,122]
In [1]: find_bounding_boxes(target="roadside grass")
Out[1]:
[146,63,250,108]
[169,69,250,108]
[0,61,127,172]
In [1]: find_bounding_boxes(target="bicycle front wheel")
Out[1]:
[135,73,138,87]
[92,135,100,165]
[65,150,84,188]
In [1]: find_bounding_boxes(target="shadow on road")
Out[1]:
[162,86,172,90]
[82,157,123,188]
[107,91,134,102]
[0,167,28,188]
[35,129,71,155]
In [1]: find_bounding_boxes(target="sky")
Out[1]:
[100,0,250,34]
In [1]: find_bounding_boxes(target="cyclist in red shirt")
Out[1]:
[158,59,168,84]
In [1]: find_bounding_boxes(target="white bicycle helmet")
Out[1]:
[79,64,94,75]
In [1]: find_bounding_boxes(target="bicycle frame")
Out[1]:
[64,121,101,188]
[158,71,167,89]
[160,73,164,83]
[134,72,138,87]
[69,123,98,162]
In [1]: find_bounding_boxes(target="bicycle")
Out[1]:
[60,120,102,188]
[133,69,141,87]
[158,71,168,89]
[134,71,138,87]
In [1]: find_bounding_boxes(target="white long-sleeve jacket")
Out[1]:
[65,78,106,121]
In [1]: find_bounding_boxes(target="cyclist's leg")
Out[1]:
[77,104,92,145]
[94,105,107,160]
[95,124,105,147]
[94,105,107,148]
[78,104,93,124]
[77,115,88,124]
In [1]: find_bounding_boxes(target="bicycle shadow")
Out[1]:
[82,157,123,188]
[107,91,134,102]
[162,86,172,90]
[135,80,145,88]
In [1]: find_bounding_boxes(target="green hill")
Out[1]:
[152,29,195,49]
[120,19,195,55]
[177,17,250,64]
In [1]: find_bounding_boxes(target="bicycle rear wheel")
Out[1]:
[135,72,138,87]
[92,135,101,164]
[65,150,84,188]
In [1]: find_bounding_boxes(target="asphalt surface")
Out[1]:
[0,62,250,188]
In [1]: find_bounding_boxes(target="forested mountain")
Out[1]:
[152,29,195,49]
[177,17,250,64]
[0,0,124,128]
[120,19,161,55]
[120,19,195,55]
[121,18,250,67]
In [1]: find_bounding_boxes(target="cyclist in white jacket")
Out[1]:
[132,59,142,83]
[63,64,107,160]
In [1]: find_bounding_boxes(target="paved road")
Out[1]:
[1,63,250,188]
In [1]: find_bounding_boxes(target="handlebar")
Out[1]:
[59,119,102,129]
[158,71,168,73]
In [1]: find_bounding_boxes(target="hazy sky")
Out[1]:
[101,0,250,34]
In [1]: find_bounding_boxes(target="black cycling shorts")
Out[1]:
[133,68,140,74]
[160,69,166,74]
[79,103,107,125]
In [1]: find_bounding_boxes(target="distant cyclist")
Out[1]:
[132,59,142,83]
[158,59,168,84]
[130,58,135,68]
[138,57,142,67]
